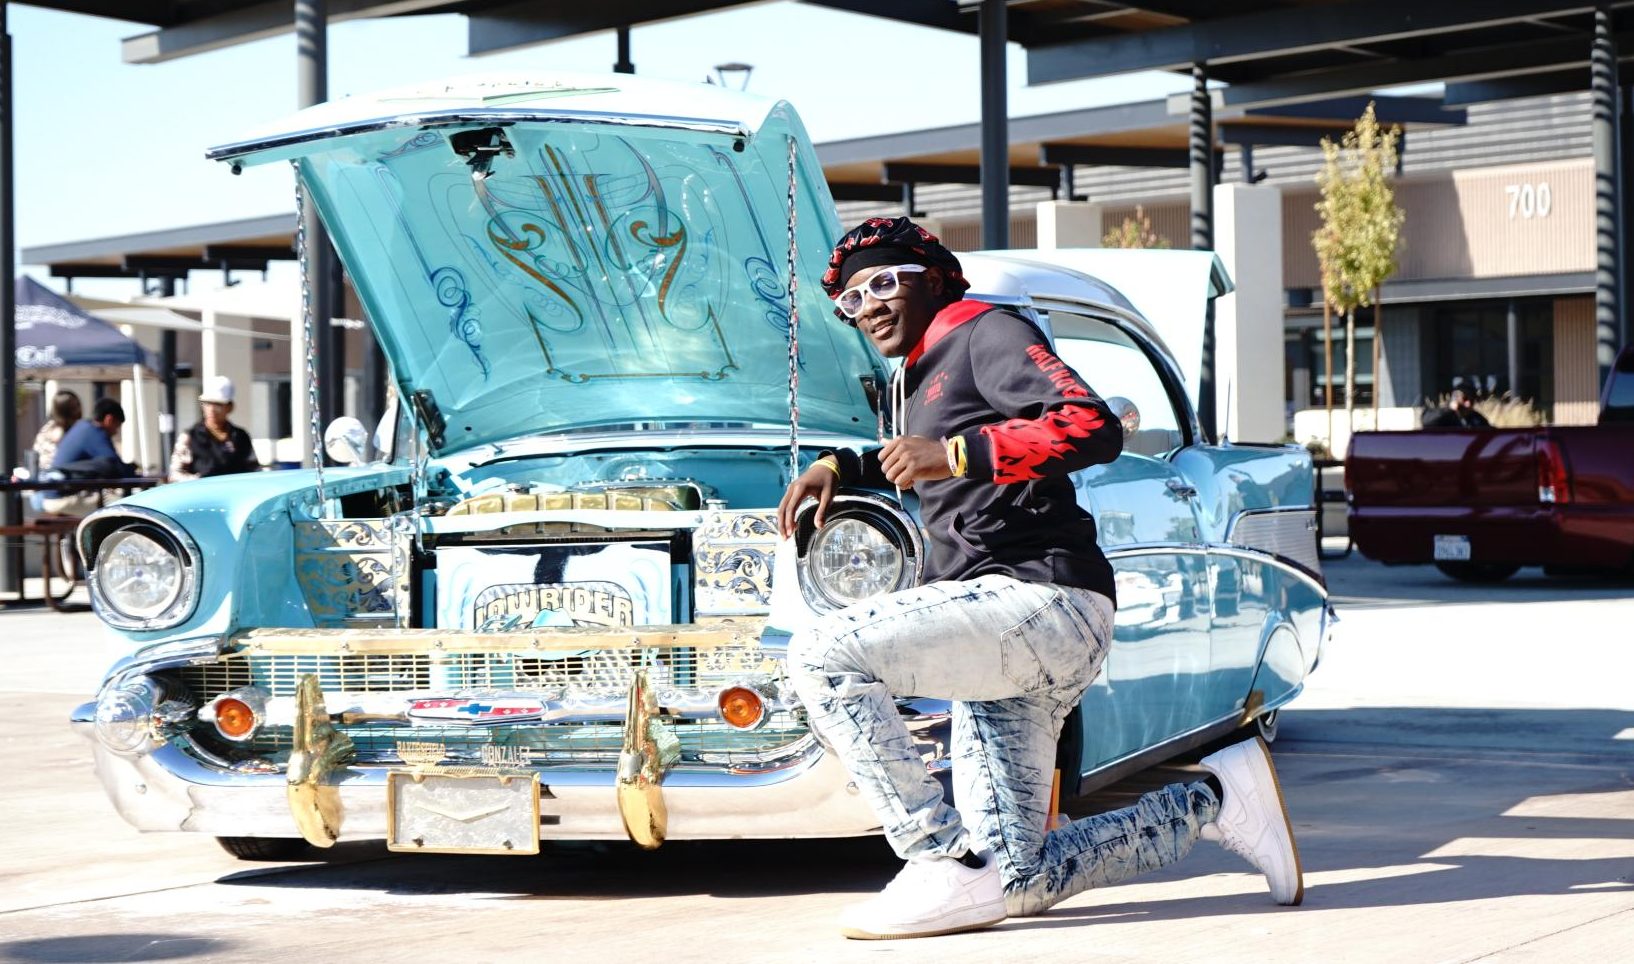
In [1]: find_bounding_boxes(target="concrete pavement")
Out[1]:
[0,558,1630,962]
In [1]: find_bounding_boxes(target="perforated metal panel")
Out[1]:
[1226,509,1320,573]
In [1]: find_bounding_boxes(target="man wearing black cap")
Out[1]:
[779,217,1303,939]
[1424,379,1492,429]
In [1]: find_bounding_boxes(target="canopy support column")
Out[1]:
[980,0,1008,250]
[1191,61,1218,442]
[2,3,21,593]
[296,0,336,465]
[1593,6,1620,385]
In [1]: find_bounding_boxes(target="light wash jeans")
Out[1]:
[788,574,1220,916]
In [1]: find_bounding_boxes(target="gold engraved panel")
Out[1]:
[692,510,777,616]
[294,518,412,628]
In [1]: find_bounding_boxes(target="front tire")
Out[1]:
[216,836,311,861]
[1254,709,1280,744]
[1434,562,1520,584]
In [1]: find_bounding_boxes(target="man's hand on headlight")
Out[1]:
[778,460,840,538]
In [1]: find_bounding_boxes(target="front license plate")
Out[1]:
[387,770,540,855]
[1433,535,1471,561]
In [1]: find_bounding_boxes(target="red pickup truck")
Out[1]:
[1347,346,1634,582]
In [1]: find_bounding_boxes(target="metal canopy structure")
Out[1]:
[6,0,1634,560]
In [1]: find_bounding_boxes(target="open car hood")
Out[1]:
[211,73,884,455]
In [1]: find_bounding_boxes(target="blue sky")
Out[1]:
[12,1,1192,279]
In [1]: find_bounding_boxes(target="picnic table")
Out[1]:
[0,478,161,610]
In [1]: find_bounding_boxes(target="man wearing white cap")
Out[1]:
[169,375,260,482]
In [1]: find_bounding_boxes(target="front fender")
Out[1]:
[80,466,411,658]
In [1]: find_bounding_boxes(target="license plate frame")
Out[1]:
[1433,534,1472,561]
[386,769,541,855]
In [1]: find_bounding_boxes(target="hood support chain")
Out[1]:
[785,135,801,483]
[294,163,328,517]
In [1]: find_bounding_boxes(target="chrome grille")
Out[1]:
[175,640,800,769]
[228,716,810,767]
[177,644,779,700]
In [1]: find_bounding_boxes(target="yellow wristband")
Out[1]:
[946,436,968,478]
[813,457,841,477]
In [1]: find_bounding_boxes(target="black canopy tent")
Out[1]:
[14,275,154,380]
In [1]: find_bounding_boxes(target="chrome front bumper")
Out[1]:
[72,716,881,841]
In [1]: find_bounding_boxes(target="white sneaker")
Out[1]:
[839,852,1007,940]
[1199,736,1305,905]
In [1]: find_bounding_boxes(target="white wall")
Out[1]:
[1035,200,1104,250]
[1212,183,1286,442]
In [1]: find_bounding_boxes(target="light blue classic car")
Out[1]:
[71,73,1332,861]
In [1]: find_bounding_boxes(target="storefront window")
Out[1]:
[1424,298,1553,408]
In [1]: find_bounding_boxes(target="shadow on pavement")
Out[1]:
[0,934,231,963]
[215,834,902,901]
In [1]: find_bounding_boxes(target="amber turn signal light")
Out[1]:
[212,697,259,740]
[717,686,766,730]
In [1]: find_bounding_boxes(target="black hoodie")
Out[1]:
[827,300,1123,604]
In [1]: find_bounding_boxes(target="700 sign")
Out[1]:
[1505,182,1552,219]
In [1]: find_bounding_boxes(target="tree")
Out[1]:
[1102,204,1171,249]
[1312,102,1404,437]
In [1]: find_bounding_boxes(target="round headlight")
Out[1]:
[96,529,183,620]
[807,517,904,607]
[94,677,161,756]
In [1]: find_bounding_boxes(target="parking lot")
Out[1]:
[2,554,1631,963]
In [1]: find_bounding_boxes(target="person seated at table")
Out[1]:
[169,376,260,482]
[31,389,82,473]
[41,397,137,517]
[28,390,82,511]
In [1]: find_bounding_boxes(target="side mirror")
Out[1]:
[1106,396,1141,437]
[323,416,370,466]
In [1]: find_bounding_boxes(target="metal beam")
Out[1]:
[122,0,454,65]
[124,254,271,273]
[204,244,298,262]
[1041,143,1194,168]
[1243,94,1463,126]
[1217,123,1352,148]
[827,182,905,203]
[1168,30,1634,113]
[49,263,188,279]
[883,162,1062,188]
[1028,0,1593,83]
[468,0,754,57]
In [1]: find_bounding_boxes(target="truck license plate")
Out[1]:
[1433,535,1471,561]
[387,770,540,855]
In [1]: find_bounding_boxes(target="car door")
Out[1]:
[1041,306,1217,772]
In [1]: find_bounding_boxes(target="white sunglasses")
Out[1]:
[835,264,928,321]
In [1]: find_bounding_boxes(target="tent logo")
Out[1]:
[15,345,65,369]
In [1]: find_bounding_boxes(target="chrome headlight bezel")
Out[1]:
[795,493,922,612]
[81,507,202,632]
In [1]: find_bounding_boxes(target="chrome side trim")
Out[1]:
[1105,542,1329,597]
[207,109,751,163]
[79,506,204,632]
[1074,710,1246,797]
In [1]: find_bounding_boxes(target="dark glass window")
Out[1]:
[1302,307,1374,407]
[1423,297,1553,408]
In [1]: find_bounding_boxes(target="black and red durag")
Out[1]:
[820,216,970,318]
